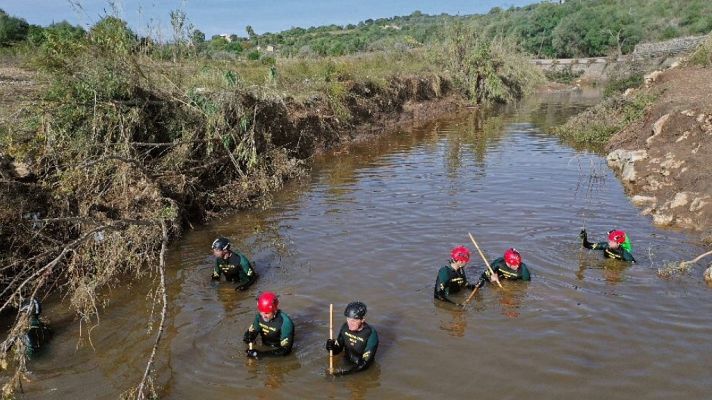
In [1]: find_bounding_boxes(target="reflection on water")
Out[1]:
[11,89,712,400]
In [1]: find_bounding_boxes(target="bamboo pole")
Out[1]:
[468,232,503,288]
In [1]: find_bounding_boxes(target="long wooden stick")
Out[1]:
[468,232,503,288]
[329,303,334,374]
[463,285,480,306]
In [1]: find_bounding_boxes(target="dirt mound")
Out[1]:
[606,67,712,242]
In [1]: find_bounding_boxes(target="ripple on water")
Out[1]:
[25,94,712,400]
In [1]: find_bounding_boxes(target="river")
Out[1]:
[18,88,711,399]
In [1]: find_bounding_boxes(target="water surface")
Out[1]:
[20,89,711,399]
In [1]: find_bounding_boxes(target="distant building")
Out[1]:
[219,34,232,42]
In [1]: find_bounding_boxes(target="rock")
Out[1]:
[653,212,674,225]
[670,192,690,208]
[644,70,663,86]
[647,113,670,146]
[660,153,685,170]
[641,207,654,216]
[681,109,696,117]
[675,130,691,143]
[705,265,712,284]
[631,195,657,206]
[697,114,707,123]
[606,149,647,183]
[623,88,635,97]
[690,196,710,213]
[669,61,681,69]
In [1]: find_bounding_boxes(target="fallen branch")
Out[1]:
[136,220,169,400]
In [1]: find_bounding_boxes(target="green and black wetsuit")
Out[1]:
[247,310,295,357]
[477,257,531,287]
[213,251,257,289]
[434,265,475,304]
[20,299,51,357]
[331,322,379,375]
[582,238,635,262]
[24,314,51,357]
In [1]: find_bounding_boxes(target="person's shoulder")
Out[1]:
[491,257,505,266]
[364,323,378,339]
[437,265,450,275]
[280,310,294,322]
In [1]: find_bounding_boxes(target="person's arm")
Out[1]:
[212,259,222,280]
[482,259,502,285]
[257,315,294,357]
[243,315,260,344]
[463,268,477,289]
[326,325,345,355]
[520,263,531,281]
[434,268,458,305]
[335,329,378,376]
[580,230,606,250]
[235,255,256,290]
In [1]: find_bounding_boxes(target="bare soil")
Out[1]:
[607,66,712,243]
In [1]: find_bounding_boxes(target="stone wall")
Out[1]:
[530,35,709,81]
[633,35,709,57]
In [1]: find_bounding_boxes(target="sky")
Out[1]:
[1,0,539,37]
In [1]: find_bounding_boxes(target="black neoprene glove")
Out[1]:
[325,339,337,352]
[243,330,258,343]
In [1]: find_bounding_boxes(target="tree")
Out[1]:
[0,9,30,46]
[191,29,205,46]
[246,25,256,40]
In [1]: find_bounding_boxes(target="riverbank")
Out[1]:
[605,66,712,243]
[552,43,712,246]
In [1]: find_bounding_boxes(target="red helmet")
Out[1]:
[450,246,471,263]
[608,230,626,244]
[257,292,278,313]
[504,248,522,267]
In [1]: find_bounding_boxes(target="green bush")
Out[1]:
[247,50,260,60]
[687,35,712,67]
[0,8,29,46]
[544,66,584,84]
[604,73,644,97]
[439,21,543,104]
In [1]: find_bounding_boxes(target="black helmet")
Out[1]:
[211,237,231,251]
[20,298,41,316]
[344,301,367,320]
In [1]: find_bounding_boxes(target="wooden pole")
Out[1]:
[463,284,480,306]
[468,232,503,288]
[329,303,334,374]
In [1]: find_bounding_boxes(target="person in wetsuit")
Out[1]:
[434,246,477,306]
[211,237,257,290]
[579,229,635,262]
[243,291,295,358]
[20,298,52,357]
[477,248,531,287]
[325,302,379,376]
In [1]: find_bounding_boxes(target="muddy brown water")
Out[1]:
[14,89,712,399]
